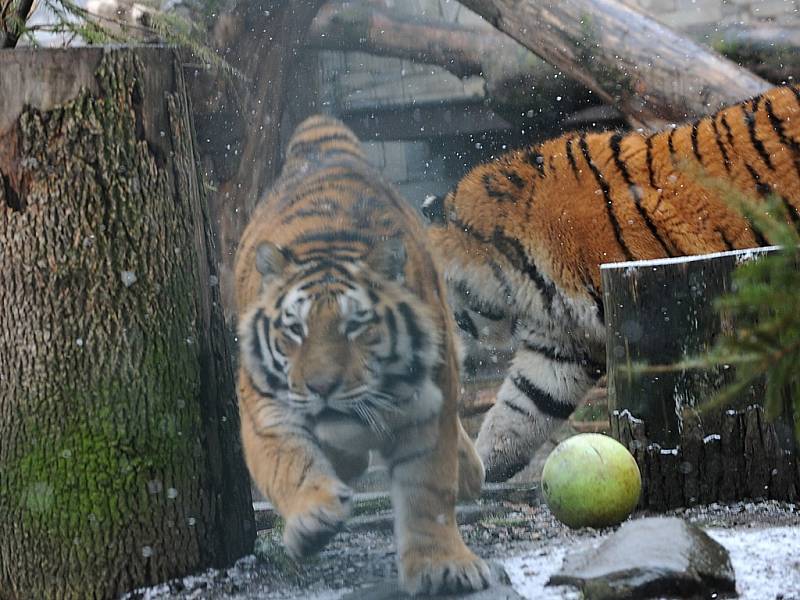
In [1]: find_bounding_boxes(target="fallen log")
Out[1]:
[456,0,771,126]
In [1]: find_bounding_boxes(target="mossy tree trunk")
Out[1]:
[0,47,254,599]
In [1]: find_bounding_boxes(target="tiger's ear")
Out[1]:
[255,241,288,278]
[421,193,446,225]
[367,237,406,281]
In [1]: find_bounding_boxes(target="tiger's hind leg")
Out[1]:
[476,339,599,482]
[457,417,484,501]
[385,383,490,595]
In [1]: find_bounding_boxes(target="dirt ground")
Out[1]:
[125,493,799,600]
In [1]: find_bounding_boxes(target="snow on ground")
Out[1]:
[502,525,800,600]
[707,526,800,600]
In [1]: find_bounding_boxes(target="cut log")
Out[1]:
[456,0,771,126]
[603,248,799,508]
[0,47,254,599]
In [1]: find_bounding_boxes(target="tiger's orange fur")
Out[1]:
[425,84,800,481]
[234,116,488,594]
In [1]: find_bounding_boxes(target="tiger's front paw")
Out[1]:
[283,478,353,558]
[400,544,491,595]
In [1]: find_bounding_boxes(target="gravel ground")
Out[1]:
[125,499,799,600]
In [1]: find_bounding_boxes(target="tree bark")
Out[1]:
[455,0,771,126]
[0,47,254,599]
[191,0,325,317]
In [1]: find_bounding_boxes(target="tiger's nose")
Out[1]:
[306,375,342,399]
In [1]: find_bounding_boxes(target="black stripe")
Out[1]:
[455,310,479,340]
[645,134,657,188]
[289,132,359,156]
[522,340,580,364]
[384,307,399,360]
[716,228,735,251]
[566,137,581,180]
[745,99,774,170]
[292,228,372,247]
[587,283,605,323]
[250,309,266,364]
[298,276,354,291]
[764,97,800,226]
[745,163,773,197]
[711,116,732,173]
[579,133,634,260]
[691,120,703,164]
[501,168,526,189]
[286,260,353,286]
[668,128,677,161]
[738,164,771,246]
[450,219,557,312]
[609,132,673,256]
[511,374,574,420]
[397,302,426,351]
[789,85,800,109]
[721,114,736,151]
[482,173,513,202]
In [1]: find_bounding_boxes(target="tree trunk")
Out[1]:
[456,0,771,126]
[603,249,799,509]
[0,47,254,599]
[194,0,325,317]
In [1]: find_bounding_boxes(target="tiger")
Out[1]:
[424,84,800,483]
[234,115,490,595]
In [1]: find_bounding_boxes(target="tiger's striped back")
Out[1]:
[425,84,800,481]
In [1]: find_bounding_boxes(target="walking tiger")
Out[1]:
[424,84,800,482]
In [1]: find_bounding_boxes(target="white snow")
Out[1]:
[601,246,780,271]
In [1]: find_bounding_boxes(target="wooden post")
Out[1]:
[602,248,799,508]
[0,47,255,599]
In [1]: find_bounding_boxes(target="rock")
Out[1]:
[340,561,522,600]
[548,517,737,599]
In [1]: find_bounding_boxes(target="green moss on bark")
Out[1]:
[0,48,253,600]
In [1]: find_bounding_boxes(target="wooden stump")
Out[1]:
[602,249,799,509]
[0,47,255,599]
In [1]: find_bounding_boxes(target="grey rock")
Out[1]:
[548,516,737,599]
[340,561,522,600]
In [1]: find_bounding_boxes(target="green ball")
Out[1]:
[541,433,641,529]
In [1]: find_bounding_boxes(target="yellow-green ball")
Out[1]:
[541,433,641,529]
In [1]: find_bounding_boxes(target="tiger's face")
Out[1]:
[238,239,440,436]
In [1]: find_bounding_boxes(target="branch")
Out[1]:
[455,0,772,126]
[308,1,602,126]
[1,0,35,47]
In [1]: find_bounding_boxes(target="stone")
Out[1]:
[340,561,522,600]
[548,517,737,599]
